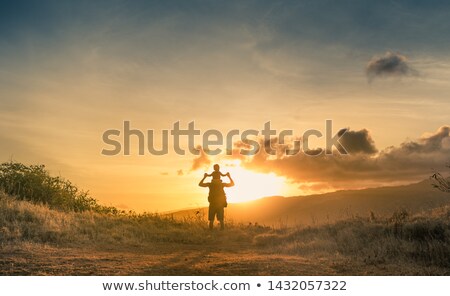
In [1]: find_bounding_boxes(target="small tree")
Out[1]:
[431,164,450,193]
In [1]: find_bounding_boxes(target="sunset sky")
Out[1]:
[1,1,449,211]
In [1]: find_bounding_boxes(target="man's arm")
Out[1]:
[224,173,235,187]
[198,173,209,187]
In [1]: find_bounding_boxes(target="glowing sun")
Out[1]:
[222,162,286,203]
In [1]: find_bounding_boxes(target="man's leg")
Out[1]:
[208,204,215,230]
[217,207,225,230]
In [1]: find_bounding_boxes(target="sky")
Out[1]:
[1,0,449,211]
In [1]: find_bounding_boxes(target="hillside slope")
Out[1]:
[1,191,450,275]
[173,180,450,226]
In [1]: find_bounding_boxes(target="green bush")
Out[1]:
[0,161,119,214]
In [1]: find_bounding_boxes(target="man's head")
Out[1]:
[213,164,220,172]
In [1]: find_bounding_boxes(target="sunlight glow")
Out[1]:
[221,162,287,203]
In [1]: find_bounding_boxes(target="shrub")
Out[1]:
[0,161,119,214]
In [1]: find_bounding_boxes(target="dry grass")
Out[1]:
[1,191,450,275]
[253,207,450,269]
[0,192,265,248]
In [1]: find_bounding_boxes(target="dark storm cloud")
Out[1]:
[366,52,418,82]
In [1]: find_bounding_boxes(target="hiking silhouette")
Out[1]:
[198,164,235,230]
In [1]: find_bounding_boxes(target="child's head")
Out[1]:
[213,164,220,172]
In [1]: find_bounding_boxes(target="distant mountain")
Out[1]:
[171,179,450,226]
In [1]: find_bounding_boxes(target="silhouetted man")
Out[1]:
[198,170,234,230]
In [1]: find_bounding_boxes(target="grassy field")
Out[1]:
[1,191,449,275]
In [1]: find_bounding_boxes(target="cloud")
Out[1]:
[339,129,378,154]
[224,128,377,158]
[233,126,450,190]
[177,169,184,176]
[190,147,211,171]
[366,52,418,82]
[399,126,450,153]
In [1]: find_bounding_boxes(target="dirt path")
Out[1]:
[1,241,443,275]
[0,242,344,275]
